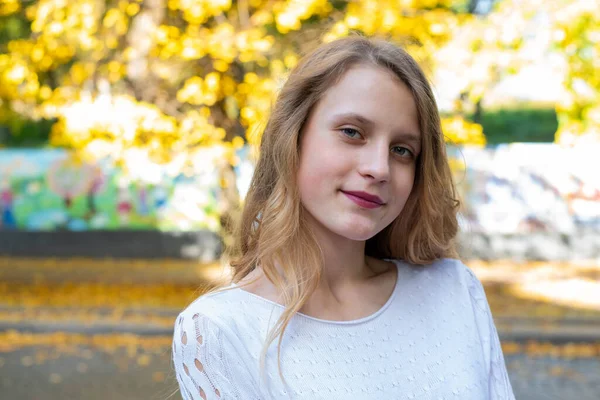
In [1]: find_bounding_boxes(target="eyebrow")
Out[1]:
[330,112,421,147]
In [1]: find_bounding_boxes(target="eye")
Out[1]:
[340,128,362,139]
[392,146,413,158]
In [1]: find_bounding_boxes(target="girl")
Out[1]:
[173,36,515,400]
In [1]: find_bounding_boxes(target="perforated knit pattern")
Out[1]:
[172,258,515,399]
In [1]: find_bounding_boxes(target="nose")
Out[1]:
[358,143,390,183]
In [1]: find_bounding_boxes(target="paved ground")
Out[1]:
[0,342,175,400]
[0,257,599,399]
[506,353,600,400]
[0,339,599,400]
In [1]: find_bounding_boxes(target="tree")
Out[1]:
[436,0,600,145]
[0,0,483,242]
[551,0,600,145]
[433,0,535,128]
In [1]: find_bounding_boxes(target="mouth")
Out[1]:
[341,190,385,209]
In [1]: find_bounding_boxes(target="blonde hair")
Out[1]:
[224,35,459,381]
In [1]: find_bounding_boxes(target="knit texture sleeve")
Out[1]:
[464,265,516,400]
[172,309,261,400]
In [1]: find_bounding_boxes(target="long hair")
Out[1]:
[225,35,459,381]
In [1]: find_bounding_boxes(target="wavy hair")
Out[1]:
[224,35,459,382]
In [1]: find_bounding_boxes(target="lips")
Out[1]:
[341,190,385,209]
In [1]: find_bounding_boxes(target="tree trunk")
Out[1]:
[216,161,242,261]
[125,0,165,102]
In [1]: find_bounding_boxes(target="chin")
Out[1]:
[345,233,378,242]
[334,223,383,242]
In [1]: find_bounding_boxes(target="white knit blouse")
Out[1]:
[172,258,515,400]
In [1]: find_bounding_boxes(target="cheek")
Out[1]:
[392,165,416,202]
[298,152,346,192]
[298,169,319,199]
[297,154,321,201]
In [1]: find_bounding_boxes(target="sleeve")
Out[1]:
[464,266,516,400]
[172,310,261,400]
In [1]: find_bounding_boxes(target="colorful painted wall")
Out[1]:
[0,148,221,231]
[449,144,600,234]
[1,144,599,234]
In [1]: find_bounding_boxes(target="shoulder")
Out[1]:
[172,287,261,372]
[392,257,487,306]
[176,287,252,338]
[393,257,479,285]
[172,288,263,399]
[420,258,491,316]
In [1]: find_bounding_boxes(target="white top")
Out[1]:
[172,258,515,400]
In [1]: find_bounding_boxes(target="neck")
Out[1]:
[295,213,389,320]
[304,215,373,291]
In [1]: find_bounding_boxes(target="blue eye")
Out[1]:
[392,146,413,157]
[340,128,362,139]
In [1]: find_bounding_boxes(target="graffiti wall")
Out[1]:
[1,144,598,234]
[0,148,221,231]
[449,144,600,234]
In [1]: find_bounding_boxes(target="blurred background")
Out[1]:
[0,0,599,399]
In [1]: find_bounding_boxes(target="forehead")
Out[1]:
[312,64,420,136]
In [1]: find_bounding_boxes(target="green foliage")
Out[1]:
[0,116,55,147]
[473,105,558,144]
[0,14,30,44]
[449,0,473,13]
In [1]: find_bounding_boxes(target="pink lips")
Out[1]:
[341,190,385,209]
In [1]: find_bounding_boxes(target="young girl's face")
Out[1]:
[297,64,420,242]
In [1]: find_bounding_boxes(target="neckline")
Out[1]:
[231,259,401,325]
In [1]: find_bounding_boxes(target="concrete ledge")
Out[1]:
[497,319,600,343]
[1,230,599,262]
[0,321,174,336]
[458,232,600,261]
[3,319,600,343]
[0,230,222,261]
